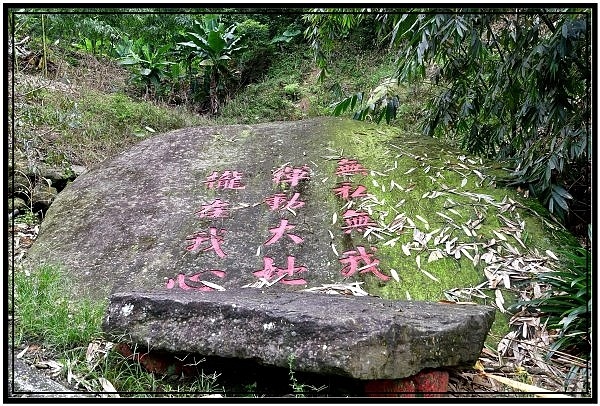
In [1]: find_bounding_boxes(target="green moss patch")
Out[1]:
[324,120,570,345]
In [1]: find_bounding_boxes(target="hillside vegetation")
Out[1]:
[7,8,591,398]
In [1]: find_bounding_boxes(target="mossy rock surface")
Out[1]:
[25,117,567,342]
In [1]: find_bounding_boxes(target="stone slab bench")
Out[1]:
[102,290,495,395]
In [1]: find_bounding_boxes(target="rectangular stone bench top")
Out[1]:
[102,290,495,380]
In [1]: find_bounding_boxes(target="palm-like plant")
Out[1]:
[117,38,173,98]
[520,243,591,357]
[178,15,244,114]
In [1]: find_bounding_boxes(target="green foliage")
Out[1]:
[271,28,302,45]
[302,10,366,82]
[287,355,326,397]
[70,16,122,56]
[218,44,312,123]
[283,83,300,99]
[518,245,591,357]
[118,39,174,97]
[235,19,273,86]
[19,82,204,166]
[12,265,106,351]
[178,15,244,114]
[332,78,400,124]
[14,210,39,226]
[398,10,590,226]
[306,9,590,234]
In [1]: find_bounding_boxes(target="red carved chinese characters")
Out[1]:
[204,170,246,190]
[273,165,311,187]
[253,256,307,285]
[196,198,229,218]
[185,227,227,258]
[166,270,226,291]
[264,192,305,211]
[339,246,389,281]
[342,209,377,234]
[264,218,304,245]
[335,158,368,176]
[334,182,367,200]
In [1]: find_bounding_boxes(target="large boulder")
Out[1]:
[23,117,566,382]
[24,117,562,305]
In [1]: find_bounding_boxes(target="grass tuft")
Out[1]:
[12,264,106,351]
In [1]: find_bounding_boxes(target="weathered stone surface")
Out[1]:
[7,350,90,398]
[31,182,58,210]
[102,290,495,380]
[8,197,28,213]
[24,116,562,309]
[24,118,377,300]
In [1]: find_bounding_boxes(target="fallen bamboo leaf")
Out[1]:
[428,249,444,263]
[416,215,429,229]
[461,247,473,261]
[383,236,401,247]
[461,178,467,188]
[66,359,75,384]
[502,272,511,289]
[332,212,338,225]
[482,373,572,398]
[545,249,559,260]
[98,377,120,397]
[433,211,450,223]
[448,208,461,217]
[495,289,505,312]
[404,167,416,175]
[201,281,226,291]
[492,230,507,241]
[16,346,29,359]
[513,233,527,248]
[390,268,400,282]
[420,268,440,282]
[401,243,411,256]
[416,255,421,269]
[390,180,402,190]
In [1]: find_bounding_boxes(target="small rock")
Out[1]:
[31,182,58,210]
[8,197,29,213]
[70,165,88,177]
